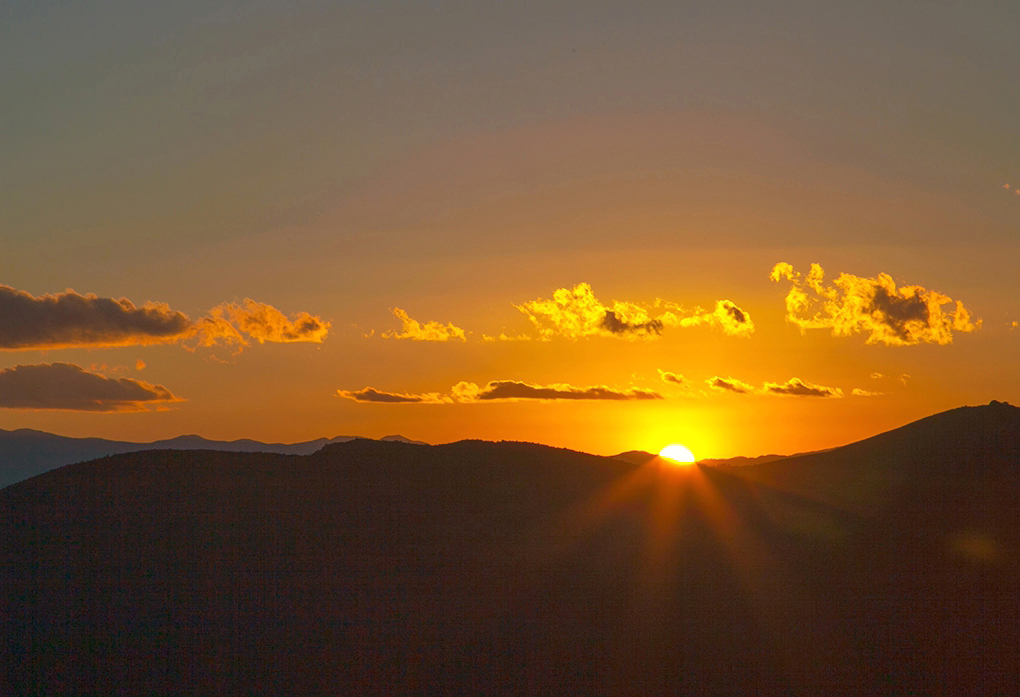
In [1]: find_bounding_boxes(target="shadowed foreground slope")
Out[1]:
[2,404,1019,695]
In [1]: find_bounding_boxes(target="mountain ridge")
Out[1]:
[1,401,1018,694]
[0,428,427,489]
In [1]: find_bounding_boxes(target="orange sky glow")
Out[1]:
[2,1,1018,458]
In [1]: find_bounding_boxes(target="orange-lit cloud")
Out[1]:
[336,387,452,404]
[452,380,663,401]
[770,263,980,346]
[708,375,843,397]
[763,378,842,398]
[481,333,532,342]
[852,388,882,397]
[210,299,330,344]
[515,283,753,340]
[0,283,329,352]
[658,370,687,386]
[0,284,192,349]
[382,308,466,342]
[0,362,180,411]
[707,376,755,394]
[339,379,663,403]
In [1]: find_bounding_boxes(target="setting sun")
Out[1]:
[659,444,697,464]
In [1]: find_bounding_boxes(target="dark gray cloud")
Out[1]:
[336,387,450,404]
[763,378,843,398]
[0,363,180,411]
[0,284,192,349]
[454,380,662,401]
[706,376,755,394]
[600,311,664,336]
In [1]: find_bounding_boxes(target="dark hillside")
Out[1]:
[2,406,1019,695]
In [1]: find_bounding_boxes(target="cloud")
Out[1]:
[515,284,753,340]
[481,333,532,342]
[706,376,755,394]
[206,299,330,345]
[382,308,466,342]
[336,387,451,404]
[339,379,663,403]
[658,370,687,386]
[852,388,882,397]
[452,380,663,401]
[0,283,329,352]
[665,299,755,338]
[763,378,843,398]
[870,372,883,380]
[0,284,193,350]
[0,362,180,411]
[707,375,843,397]
[770,263,980,346]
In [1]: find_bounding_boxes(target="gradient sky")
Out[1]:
[2,0,1018,458]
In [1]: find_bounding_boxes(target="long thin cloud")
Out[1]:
[452,380,663,401]
[0,363,180,411]
[335,387,452,404]
[338,379,663,403]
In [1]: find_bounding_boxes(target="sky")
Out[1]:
[2,0,1018,458]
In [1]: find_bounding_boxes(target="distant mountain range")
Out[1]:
[0,429,427,489]
[1,401,1018,695]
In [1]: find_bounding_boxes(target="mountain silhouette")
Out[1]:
[1,403,1017,695]
[0,429,426,489]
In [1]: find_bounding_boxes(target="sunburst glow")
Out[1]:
[659,444,696,464]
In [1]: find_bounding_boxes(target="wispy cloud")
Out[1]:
[708,375,844,397]
[338,378,662,403]
[382,308,466,342]
[452,380,662,401]
[763,378,843,398]
[770,263,979,346]
[515,283,753,340]
[0,362,180,411]
[706,376,756,394]
[336,387,451,403]
[212,299,330,344]
[851,388,882,397]
[658,369,687,386]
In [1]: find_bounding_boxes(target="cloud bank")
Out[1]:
[515,283,753,340]
[0,283,329,351]
[770,263,979,346]
[0,363,180,411]
[0,284,192,349]
[382,308,466,342]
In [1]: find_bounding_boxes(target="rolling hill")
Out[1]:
[0,428,426,489]
[1,403,1017,695]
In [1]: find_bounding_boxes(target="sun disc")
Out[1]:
[659,444,696,465]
